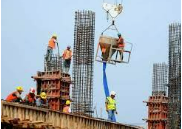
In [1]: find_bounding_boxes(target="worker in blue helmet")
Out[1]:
[117,33,121,37]
[116,33,125,61]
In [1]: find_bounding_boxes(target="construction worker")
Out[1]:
[6,86,24,102]
[36,92,48,108]
[116,33,125,61]
[105,91,118,122]
[46,34,58,62]
[63,100,71,113]
[62,46,72,73]
[24,88,36,105]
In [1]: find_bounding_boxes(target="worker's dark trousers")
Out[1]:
[46,47,53,62]
[63,59,71,73]
[108,110,116,122]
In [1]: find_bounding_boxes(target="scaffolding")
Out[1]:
[152,63,168,96]
[168,23,181,129]
[72,10,95,116]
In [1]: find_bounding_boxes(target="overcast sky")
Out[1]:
[2,0,181,128]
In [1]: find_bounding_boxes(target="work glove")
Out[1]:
[115,111,118,114]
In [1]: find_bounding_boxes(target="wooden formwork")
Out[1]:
[1,101,143,129]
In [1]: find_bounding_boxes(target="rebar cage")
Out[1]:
[72,10,95,116]
[168,23,181,129]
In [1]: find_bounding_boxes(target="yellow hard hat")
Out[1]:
[40,92,47,99]
[66,100,71,105]
[52,34,57,39]
[16,86,23,91]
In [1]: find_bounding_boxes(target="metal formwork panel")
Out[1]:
[72,10,95,116]
[168,23,181,129]
[145,63,169,129]
[32,71,71,111]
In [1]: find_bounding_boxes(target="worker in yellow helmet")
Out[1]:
[63,100,71,113]
[6,86,24,102]
[36,92,48,108]
[46,34,58,62]
[105,91,118,122]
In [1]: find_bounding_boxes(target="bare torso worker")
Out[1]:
[46,34,58,62]
[116,33,125,61]
[105,91,118,122]
[62,46,72,73]
[6,86,24,102]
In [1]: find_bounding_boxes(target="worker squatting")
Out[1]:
[5,86,117,121]
[6,86,71,113]
[46,34,72,73]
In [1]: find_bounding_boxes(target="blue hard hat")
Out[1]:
[117,33,121,36]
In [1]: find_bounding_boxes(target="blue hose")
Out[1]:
[103,62,116,121]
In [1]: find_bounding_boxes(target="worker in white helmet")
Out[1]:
[105,91,118,122]
[24,88,36,105]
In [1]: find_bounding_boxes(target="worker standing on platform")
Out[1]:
[63,100,71,113]
[116,33,125,60]
[6,86,24,102]
[46,34,58,62]
[24,88,36,105]
[105,91,118,122]
[62,46,72,73]
[36,92,48,108]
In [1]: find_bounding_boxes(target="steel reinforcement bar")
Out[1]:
[72,10,95,116]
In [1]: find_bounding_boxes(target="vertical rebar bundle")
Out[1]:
[72,10,95,116]
[152,63,168,96]
[168,23,181,129]
[44,55,63,72]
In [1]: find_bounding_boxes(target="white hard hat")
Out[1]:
[29,87,35,93]
[110,91,116,96]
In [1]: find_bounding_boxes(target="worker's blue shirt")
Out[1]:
[36,98,48,107]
